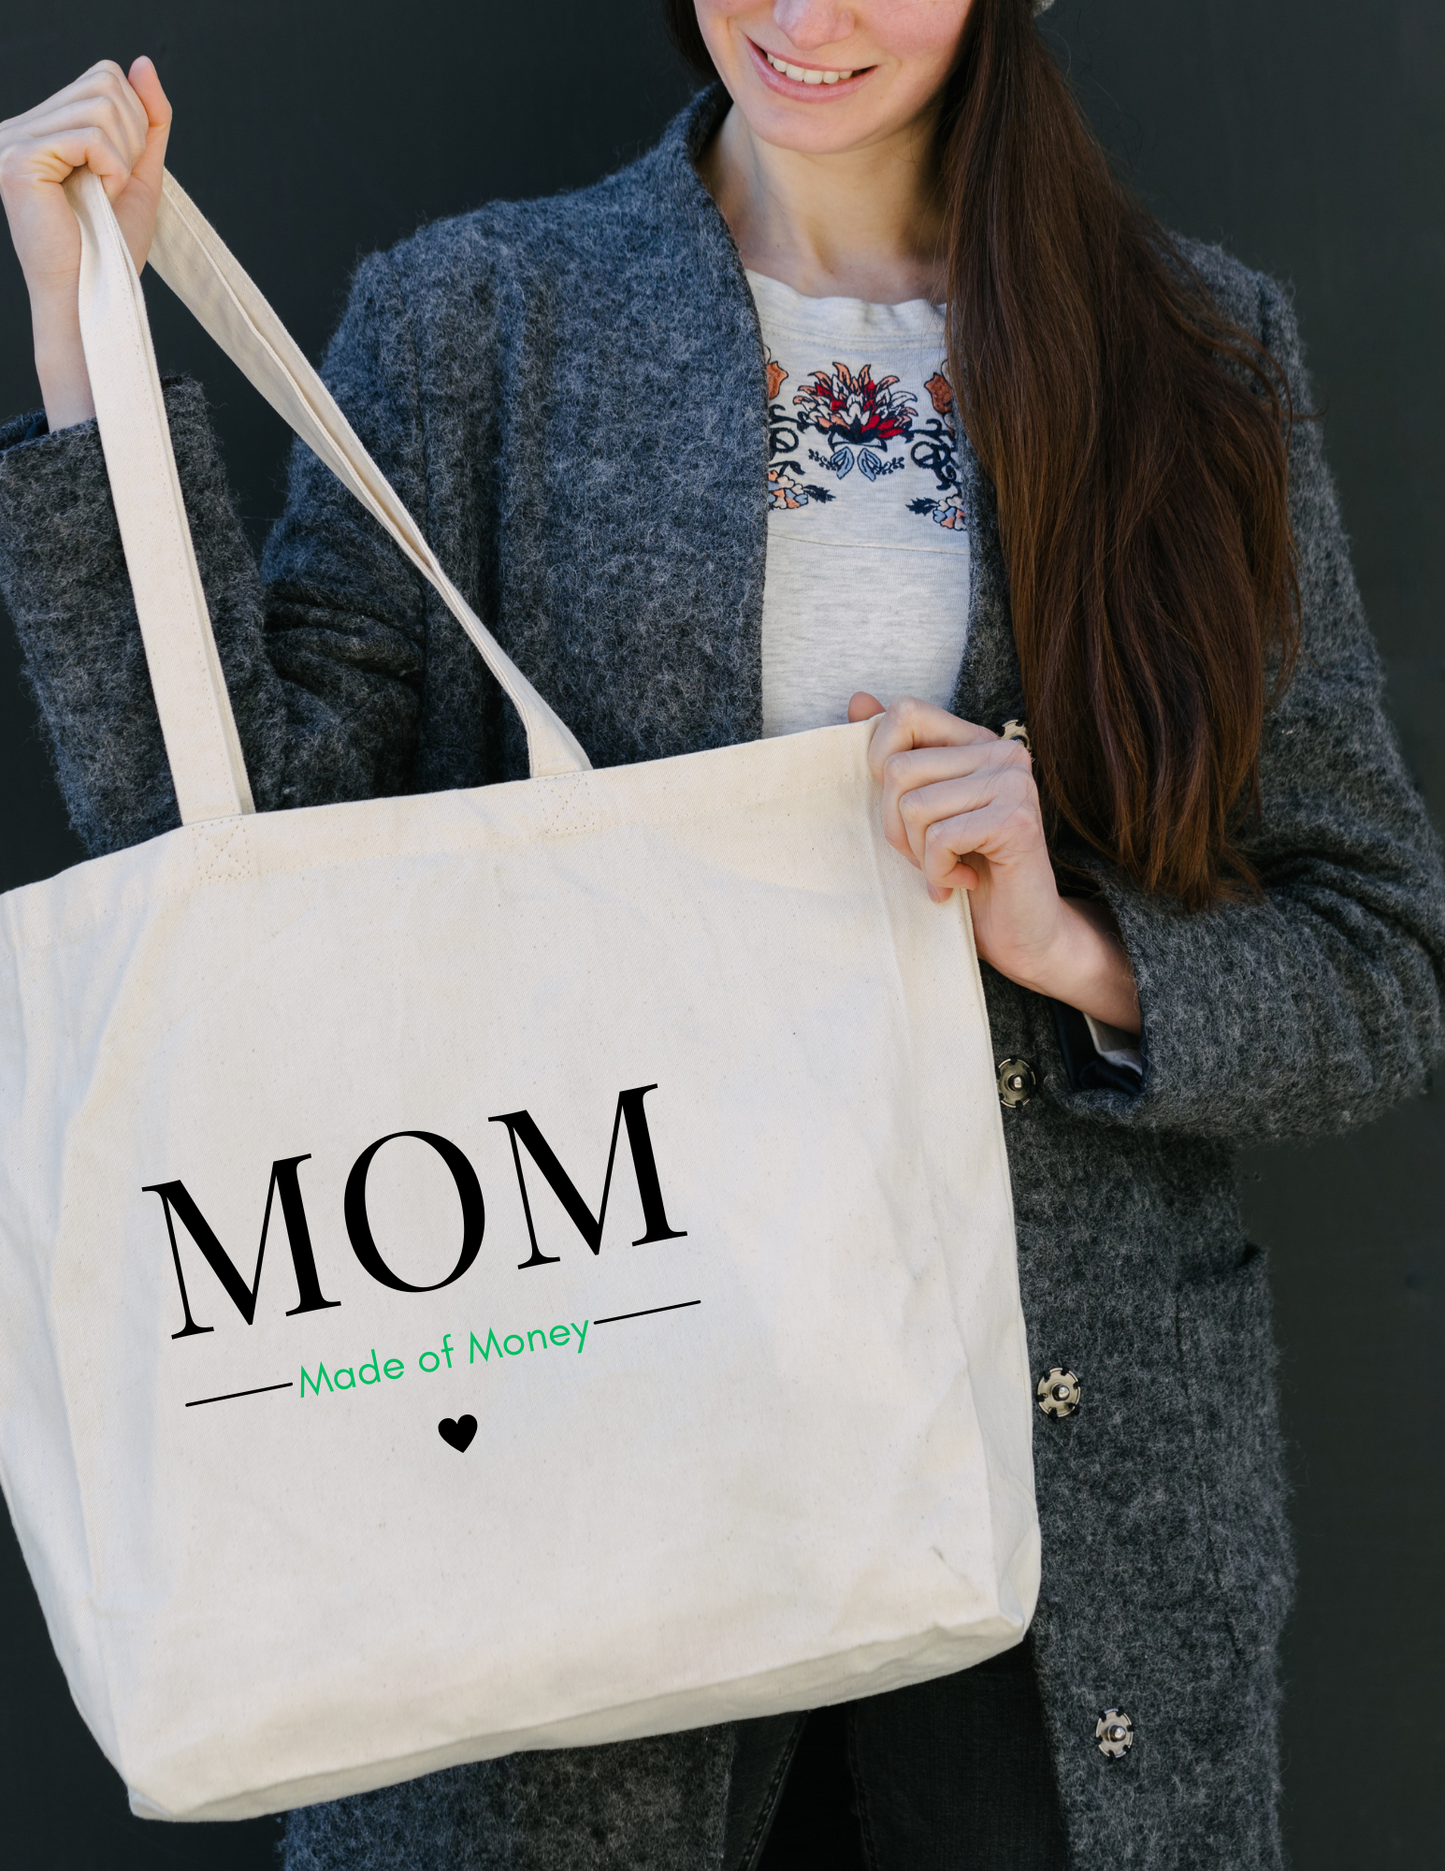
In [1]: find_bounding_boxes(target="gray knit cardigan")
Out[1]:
[2,88,1443,1871]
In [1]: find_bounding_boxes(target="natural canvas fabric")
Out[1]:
[0,171,1035,1823]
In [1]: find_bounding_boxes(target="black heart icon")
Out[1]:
[438,1415,477,1453]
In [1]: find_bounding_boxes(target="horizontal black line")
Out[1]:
[592,1300,702,1326]
[185,1381,294,1408]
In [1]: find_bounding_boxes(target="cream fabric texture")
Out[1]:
[0,173,1037,1823]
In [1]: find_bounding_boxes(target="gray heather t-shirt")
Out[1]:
[749,269,970,739]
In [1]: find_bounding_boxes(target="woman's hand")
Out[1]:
[0,57,171,431]
[851,692,1141,1035]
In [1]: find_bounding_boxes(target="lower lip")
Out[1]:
[745,36,875,102]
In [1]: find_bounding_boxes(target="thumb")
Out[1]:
[127,56,172,133]
[848,691,885,722]
[113,57,172,272]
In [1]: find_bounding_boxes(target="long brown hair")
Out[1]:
[664,0,1299,909]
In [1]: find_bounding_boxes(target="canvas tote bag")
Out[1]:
[0,168,1038,1823]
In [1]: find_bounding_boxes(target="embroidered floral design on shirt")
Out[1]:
[768,462,837,510]
[806,444,905,484]
[760,348,966,525]
[906,369,966,528]
[764,350,834,508]
[909,488,968,530]
[792,360,917,482]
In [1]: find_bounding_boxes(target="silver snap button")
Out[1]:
[996,1057,1037,1109]
[1095,1710,1134,1758]
[1037,1368,1081,1418]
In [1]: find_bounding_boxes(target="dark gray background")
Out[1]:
[0,4,1440,1865]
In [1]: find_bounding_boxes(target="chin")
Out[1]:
[738,99,900,156]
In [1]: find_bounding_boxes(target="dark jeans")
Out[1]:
[725,1641,1068,1871]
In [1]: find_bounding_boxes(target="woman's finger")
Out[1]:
[892,766,1034,870]
[882,734,1030,798]
[865,694,995,779]
[96,61,151,157]
[889,766,993,865]
[112,59,172,270]
[78,58,132,88]
[10,95,148,168]
[12,65,149,160]
[127,57,172,142]
[1,127,135,200]
[922,799,1026,888]
[882,740,1035,862]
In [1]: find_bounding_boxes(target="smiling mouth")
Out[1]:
[748,37,874,91]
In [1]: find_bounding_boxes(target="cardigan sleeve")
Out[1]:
[1049,274,1445,1145]
[0,249,430,857]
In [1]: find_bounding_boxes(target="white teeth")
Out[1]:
[765,51,854,85]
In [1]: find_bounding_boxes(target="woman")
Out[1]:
[1,2,1441,1866]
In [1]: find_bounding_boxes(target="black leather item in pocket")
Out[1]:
[1175,1243,1296,1660]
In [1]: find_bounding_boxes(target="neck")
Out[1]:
[698,103,948,304]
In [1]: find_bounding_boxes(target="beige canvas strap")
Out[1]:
[67,167,590,825]
[67,169,255,823]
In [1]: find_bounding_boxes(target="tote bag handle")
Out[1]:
[66,166,591,825]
